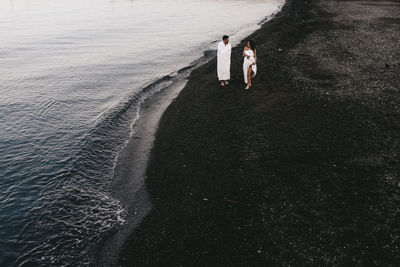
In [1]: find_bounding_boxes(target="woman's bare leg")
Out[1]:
[246,66,253,89]
[248,66,253,85]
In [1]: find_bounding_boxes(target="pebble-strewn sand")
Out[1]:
[118,0,400,265]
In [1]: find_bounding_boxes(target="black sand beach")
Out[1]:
[119,0,400,265]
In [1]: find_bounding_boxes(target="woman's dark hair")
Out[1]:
[248,40,256,50]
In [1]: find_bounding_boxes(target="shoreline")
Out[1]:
[118,0,400,265]
[96,77,189,266]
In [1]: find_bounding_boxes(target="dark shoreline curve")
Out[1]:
[118,0,400,265]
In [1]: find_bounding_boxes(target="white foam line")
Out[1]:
[110,78,174,180]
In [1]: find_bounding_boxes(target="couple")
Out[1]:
[217,35,257,90]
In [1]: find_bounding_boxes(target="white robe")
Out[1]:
[243,49,257,84]
[217,41,231,81]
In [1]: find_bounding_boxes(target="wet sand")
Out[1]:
[119,0,400,265]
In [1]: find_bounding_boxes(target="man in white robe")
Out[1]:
[217,35,231,86]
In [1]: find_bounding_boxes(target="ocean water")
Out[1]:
[0,0,284,265]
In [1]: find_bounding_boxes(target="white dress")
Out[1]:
[243,49,257,84]
[217,41,232,81]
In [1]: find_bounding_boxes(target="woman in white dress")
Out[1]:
[243,40,257,90]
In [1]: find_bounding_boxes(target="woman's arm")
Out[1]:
[254,49,257,63]
[243,48,250,58]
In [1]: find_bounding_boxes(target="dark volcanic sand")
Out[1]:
[119,0,400,265]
